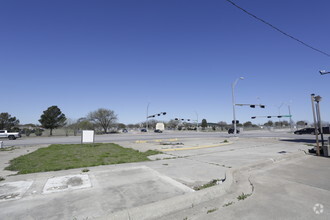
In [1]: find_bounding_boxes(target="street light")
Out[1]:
[319,70,330,75]
[314,95,324,148]
[311,94,321,156]
[232,77,244,135]
[146,103,150,131]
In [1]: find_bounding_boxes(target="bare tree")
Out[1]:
[87,108,117,133]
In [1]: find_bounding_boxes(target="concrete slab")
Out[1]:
[0,166,194,219]
[0,181,33,201]
[43,174,92,194]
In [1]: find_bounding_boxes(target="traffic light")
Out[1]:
[175,118,178,120]
[267,116,271,118]
[251,117,256,119]
[260,105,265,108]
[163,112,167,115]
[157,114,161,116]
[277,116,282,118]
[232,120,239,124]
[250,105,255,108]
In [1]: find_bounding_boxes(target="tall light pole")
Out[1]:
[146,102,150,131]
[195,111,199,132]
[311,94,320,156]
[288,104,293,130]
[314,95,324,148]
[232,77,244,135]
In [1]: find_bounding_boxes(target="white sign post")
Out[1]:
[81,130,95,145]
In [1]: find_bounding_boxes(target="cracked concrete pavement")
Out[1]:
[0,132,328,219]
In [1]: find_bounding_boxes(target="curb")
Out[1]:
[98,171,234,220]
[97,151,308,220]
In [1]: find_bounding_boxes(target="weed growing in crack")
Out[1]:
[193,179,220,191]
[237,192,251,201]
[223,201,234,207]
[207,208,218,214]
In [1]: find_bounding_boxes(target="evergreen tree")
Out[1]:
[39,106,66,136]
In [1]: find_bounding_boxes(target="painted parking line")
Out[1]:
[160,142,232,152]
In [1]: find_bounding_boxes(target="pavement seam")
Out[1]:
[159,142,232,152]
[98,151,308,220]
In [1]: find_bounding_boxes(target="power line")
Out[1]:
[225,0,330,58]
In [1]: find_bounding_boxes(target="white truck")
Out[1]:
[0,130,21,140]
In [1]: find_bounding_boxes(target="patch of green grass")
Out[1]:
[193,179,220,191]
[0,176,5,181]
[207,208,218,214]
[237,192,251,201]
[5,143,160,174]
[223,139,228,143]
[82,168,89,172]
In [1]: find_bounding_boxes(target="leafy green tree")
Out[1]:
[264,120,273,127]
[87,108,117,133]
[0,113,20,131]
[116,123,126,129]
[243,121,253,127]
[201,119,208,130]
[296,121,307,127]
[76,118,95,130]
[39,106,67,136]
[166,119,180,130]
[218,121,228,131]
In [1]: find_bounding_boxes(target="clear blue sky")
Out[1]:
[1,0,330,125]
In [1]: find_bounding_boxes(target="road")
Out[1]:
[1,129,326,147]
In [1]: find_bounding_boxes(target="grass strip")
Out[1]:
[5,143,159,174]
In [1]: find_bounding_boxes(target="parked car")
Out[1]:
[228,128,239,134]
[154,129,163,133]
[0,130,21,140]
[140,129,147,132]
[122,129,128,133]
[294,128,319,135]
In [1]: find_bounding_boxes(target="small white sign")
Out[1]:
[81,130,94,143]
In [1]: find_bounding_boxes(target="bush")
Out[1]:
[24,128,32,137]
[35,128,43,136]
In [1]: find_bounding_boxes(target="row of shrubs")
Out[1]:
[21,128,44,136]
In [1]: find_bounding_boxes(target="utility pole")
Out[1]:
[311,94,320,156]
[315,95,324,148]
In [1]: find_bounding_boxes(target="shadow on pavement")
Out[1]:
[280,138,326,144]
